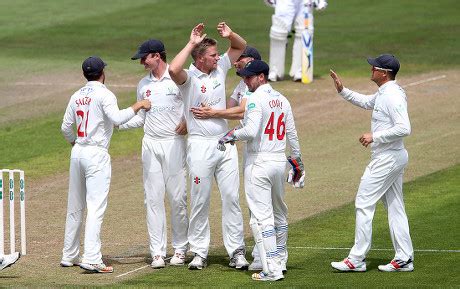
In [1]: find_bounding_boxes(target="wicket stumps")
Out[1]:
[0,169,26,255]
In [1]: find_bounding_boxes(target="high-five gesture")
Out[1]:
[190,23,206,45]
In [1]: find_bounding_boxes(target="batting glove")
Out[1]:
[217,129,237,151]
[287,156,306,188]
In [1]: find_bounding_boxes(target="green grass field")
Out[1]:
[119,165,460,288]
[0,0,459,287]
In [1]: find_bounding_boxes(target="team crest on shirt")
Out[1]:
[201,85,206,93]
[166,86,176,96]
[193,177,201,184]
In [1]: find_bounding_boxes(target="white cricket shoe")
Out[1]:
[151,255,165,269]
[378,259,414,272]
[188,254,207,270]
[60,257,80,267]
[229,254,249,270]
[251,271,284,281]
[248,259,262,271]
[331,258,366,272]
[80,262,113,273]
[0,252,20,271]
[292,71,302,82]
[170,252,186,266]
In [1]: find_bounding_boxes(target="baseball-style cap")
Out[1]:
[82,56,106,75]
[131,39,165,60]
[237,60,269,77]
[367,54,400,74]
[239,46,261,60]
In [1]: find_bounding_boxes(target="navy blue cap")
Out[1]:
[367,54,400,74]
[237,60,269,77]
[239,46,261,60]
[131,39,165,60]
[82,56,106,75]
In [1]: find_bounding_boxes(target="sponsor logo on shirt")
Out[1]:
[248,103,256,110]
[150,105,176,113]
[212,79,221,89]
[206,97,222,107]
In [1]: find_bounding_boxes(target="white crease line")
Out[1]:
[289,246,460,253]
[115,265,150,278]
[115,256,172,278]
[402,75,446,88]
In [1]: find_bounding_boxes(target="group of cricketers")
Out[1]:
[57,12,414,283]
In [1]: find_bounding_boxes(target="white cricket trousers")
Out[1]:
[186,136,245,258]
[245,153,288,276]
[62,144,111,264]
[142,136,188,258]
[349,149,414,262]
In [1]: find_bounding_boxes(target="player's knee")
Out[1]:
[270,15,289,40]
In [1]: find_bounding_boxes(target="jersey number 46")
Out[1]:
[264,112,285,141]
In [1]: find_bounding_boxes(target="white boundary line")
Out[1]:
[402,75,446,88]
[289,246,460,253]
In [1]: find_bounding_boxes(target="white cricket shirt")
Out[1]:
[234,83,301,157]
[177,53,232,136]
[61,81,135,150]
[339,80,411,156]
[119,66,184,139]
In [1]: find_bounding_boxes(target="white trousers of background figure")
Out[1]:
[62,144,111,264]
[348,149,414,262]
[186,136,245,258]
[245,153,288,276]
[142,136,188,258]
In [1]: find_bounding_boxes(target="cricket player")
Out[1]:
[0,252,20,271]
[267,0,327,81]
[190,46,266,271]
[169,22,249,270]
[218,59,305,281]
[119,39,189,268]
[60,56,151,273]
[330,54,414,272]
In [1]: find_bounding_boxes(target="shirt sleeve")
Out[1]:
[102,91,136,126]
[373,92,411,143]
[339,87,377,110]
[234,96,262,141]
[285,104,302,158]
[119,85,146,130]
[61,100,77,144]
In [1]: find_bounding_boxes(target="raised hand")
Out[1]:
[190,23,207,45]
[217,22,232,38]
[330,69,344,93]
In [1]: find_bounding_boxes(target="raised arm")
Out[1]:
[169,23,207,85]
[217,22,246,64]
[330,69,376,110]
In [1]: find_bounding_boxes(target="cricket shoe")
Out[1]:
[188,254,207,270]
[268,71,283,82]
[378,259,414,272]
[292,71,302,82]
[60,258,80,267]
[151,255,165,269]
[170,252,186,266]
[0,252,21,271]
[331,258,366,272]
[251,271,284,281]
[229,254,249,270]
[80,262,113,273]
[248,259,262,271]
